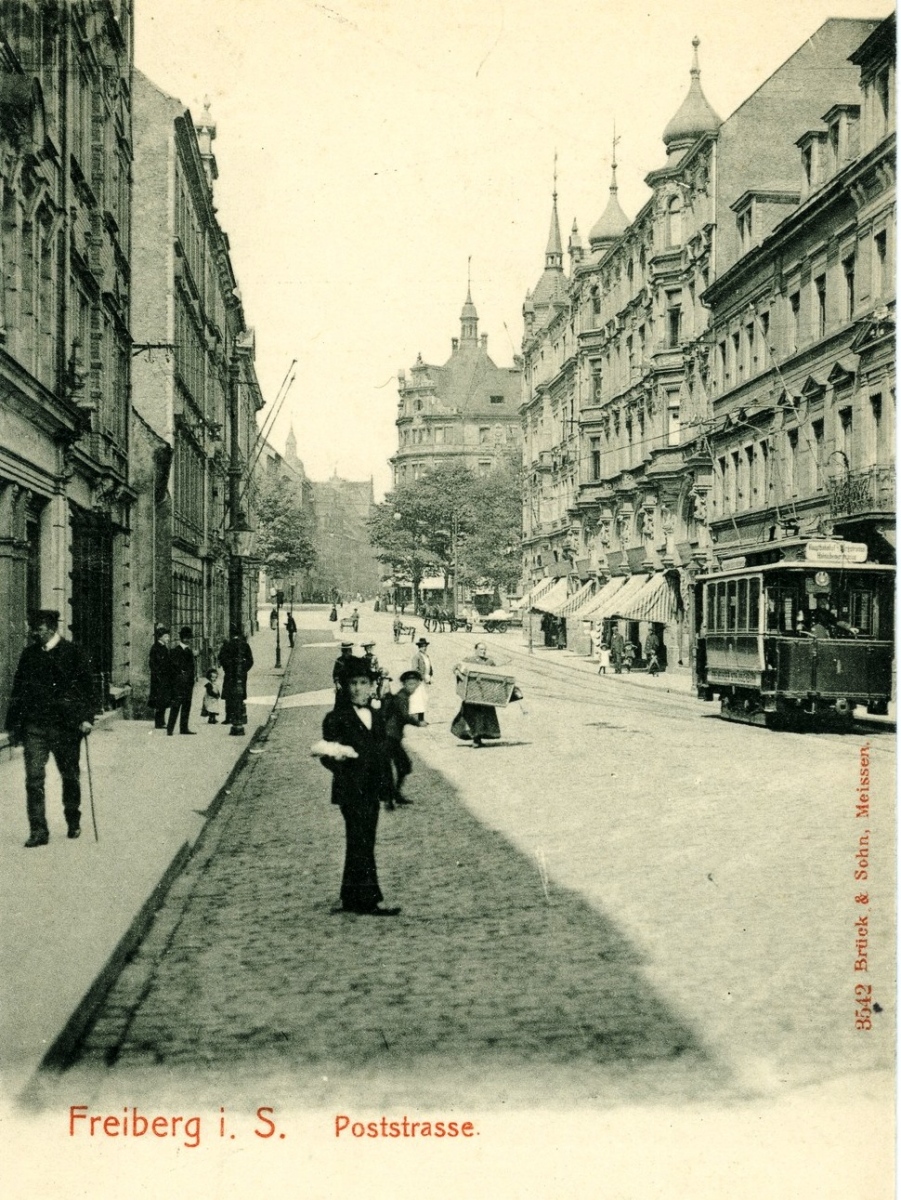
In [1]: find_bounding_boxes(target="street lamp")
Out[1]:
[272,578,285,669]
[226,510,255,634]
[224,513,256,738]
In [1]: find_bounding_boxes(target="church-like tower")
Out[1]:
[391,272,522,487]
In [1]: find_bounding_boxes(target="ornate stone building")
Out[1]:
[0,1,134,727]
[130,74,264,694]
[391,283,521,486]
[519,18,887,664]
[702,13,895,570]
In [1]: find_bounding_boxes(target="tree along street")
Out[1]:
[60,610,894,1113]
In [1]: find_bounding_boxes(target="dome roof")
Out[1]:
[588,158,629,248]
[662,38,721,149]
[589,186,628,247]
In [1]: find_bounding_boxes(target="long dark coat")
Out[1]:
[148,641,172,708]
[6,639,95,734]
[168,643,196,701]
[321,701,393,912]
[219,637,254,719]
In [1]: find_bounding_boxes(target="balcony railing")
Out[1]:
[828,465,895,518]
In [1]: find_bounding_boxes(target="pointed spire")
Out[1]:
[285,424,298,460]
[662,36,721,157]
[460,260,478,343]
[589,126,629,249]
[545,153,563,268]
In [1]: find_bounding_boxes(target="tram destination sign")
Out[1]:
[804,539,868,564]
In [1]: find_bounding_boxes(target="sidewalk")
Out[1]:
[0,625,286,1100]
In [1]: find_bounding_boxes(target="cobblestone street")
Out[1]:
[44,609,894,1128]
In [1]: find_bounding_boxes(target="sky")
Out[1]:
[134,0,892,498]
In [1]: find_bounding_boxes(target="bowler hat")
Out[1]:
[399,670,422,683]
[416,638,429,647]
[340,641,354,650]
[29,609,61,630]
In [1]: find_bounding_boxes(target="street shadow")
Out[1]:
[36,634,723,1112]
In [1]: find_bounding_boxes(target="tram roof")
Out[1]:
[697,561,895,583]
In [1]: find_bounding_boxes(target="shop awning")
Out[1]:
[514,576,557,610]
[420,576,448,590]
[531,577,572,614]
[589,573,650,620]
[556,580,596,617]
[612,573,681,625]
[568,575,625,619]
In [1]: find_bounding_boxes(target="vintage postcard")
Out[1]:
[0,1,895,1196]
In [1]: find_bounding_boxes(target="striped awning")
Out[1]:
[514,576,557,610]
[556,580,596,617]
[612,573,681,625]
[531,577,572,614]
[589,573,650,620]
[572,575,626,619]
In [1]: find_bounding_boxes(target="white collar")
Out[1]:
[42,633,61,652]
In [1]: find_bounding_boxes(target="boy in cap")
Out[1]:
[381,670,422,807]
[361,640,388,699]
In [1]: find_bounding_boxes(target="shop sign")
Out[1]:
[804,540,868,565]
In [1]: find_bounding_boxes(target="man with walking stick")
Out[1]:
[5,610,95,847]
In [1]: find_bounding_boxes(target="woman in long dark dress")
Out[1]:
[452,642,503,748]
[319,660,399,916]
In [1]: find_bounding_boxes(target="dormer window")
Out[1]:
[795,130,828,197]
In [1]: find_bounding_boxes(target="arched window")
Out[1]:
[666,195,682,247]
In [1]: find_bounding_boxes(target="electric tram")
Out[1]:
[694,540,894,727]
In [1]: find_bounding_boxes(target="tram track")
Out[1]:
[437,629,895,749]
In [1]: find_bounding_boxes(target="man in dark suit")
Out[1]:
[320,658,399,915]
[148,625,172,728]
[5,609,95,847]
[166,626,197,735]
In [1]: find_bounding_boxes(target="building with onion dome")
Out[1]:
[391,281,521,487]
[519,18,886,668]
